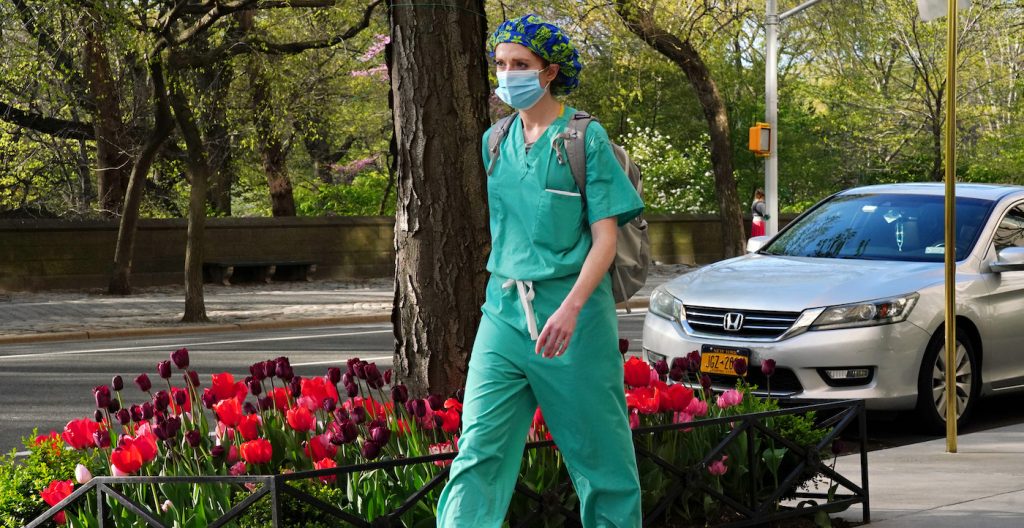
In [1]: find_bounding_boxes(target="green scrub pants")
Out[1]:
[436,273,642,527]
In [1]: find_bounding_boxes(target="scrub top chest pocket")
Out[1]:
[532,188,585,252]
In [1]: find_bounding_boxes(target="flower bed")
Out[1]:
[5,343,867,527]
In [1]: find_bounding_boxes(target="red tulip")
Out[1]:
[62,418,100,450]
[660,383,695,413]
[210,372,239,402]
[270,387,291,411]
[286,406,316,432]
[40,479,74,524]
[238,414,262,441]
[305,433,338,460]
[111,440,144,474]
[314,457,337,483]
[299,376,338,410]
[438,409,461,434]
[215,398,243,428]
[133,432,159,463]
[623,356,652,387]
[626,386,661,415]
[240,438,273,465]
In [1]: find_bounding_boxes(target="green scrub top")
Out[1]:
[483,106,644,281]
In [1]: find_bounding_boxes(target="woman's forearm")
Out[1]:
[562,217,618,313]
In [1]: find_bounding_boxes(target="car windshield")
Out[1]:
[762,192,994,262]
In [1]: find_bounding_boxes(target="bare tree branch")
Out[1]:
[0,101,95,140]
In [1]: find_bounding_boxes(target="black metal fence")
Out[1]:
[26,399,868,528]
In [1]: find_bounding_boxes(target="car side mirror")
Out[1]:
[990,247,1024,272]
[746,236,770,253]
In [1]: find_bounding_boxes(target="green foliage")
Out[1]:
[619,127,717,214]
[295,170,395,217]
[0,432,102,528]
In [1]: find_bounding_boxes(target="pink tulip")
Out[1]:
[685,399,709,417]
[75,464,92,484]
[708,455,729,476]
[716,389,743,409]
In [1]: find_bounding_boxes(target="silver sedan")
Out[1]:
[643,183,1024,431]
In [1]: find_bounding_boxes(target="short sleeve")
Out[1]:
[481,127,493,168]
[582,122,644,226]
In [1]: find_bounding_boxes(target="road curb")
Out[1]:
[0,299,649,346]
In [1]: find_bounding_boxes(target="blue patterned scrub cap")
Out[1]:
[488,14,582,96]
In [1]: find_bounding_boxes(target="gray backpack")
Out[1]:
[486,111,650,307]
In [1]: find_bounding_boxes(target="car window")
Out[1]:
[763,193,995,262]
[993,202,1024,252]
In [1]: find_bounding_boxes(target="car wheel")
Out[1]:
[915,331,979,433]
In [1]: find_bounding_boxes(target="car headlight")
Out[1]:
[810,293,919,331]
[650,288,684,322]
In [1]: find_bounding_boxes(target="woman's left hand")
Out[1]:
[536,303,581,358]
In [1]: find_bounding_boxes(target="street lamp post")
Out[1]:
[763,0,830,236]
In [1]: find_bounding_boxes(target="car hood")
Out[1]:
[662,254,944,312]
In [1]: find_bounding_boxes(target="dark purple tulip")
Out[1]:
[391,384,409,404]
[333,408,349,422]
[171,347,189,369]
[687,351,702,373]
[165,416,182,437]
[157,360,172,379]
[367,377,384,390]
[243,402,258,415]
[370,425,391,445]
[154,391,171,413]
[361,440,382,460]
[288,377,302,398]
[135,373,152,392]
[351,406,366,425]
[700,374,713,392]
[733,358,748,377]
[263,360,277,379]
[345,383,359,398]
[130,404,144,423]
[275,357,292,379]
[654,359,669,377]
[413,399,427,418]
[353,361,367,380]
[185,430,202,448]
[671,357,688,372]
[185,370,200,388]
[346,357,361,369]
[107,399,120,413]
[383,369,393,385]
[141,402,155,420]
[427,394,444,411]
[116,409,131,426]
[250,362,267,381]
[93,430,110,449]
[761,359,777,378]
[831,439,846,455]
[94,409,104,422]
[201,389,217,409]
[618,338,630,355]
[327,367,342,384]
[211,445,225,458]
[154,423,169,441]
[247,378,263,396]
[94,385,112,409]
[364,363,381,382]
[322,397,336,413]
[342,372,354,387]
[111,375,124,392]
[669,367,685,382]
[331,420,359,445]
[173,389,187,407]
[258,396,273,411]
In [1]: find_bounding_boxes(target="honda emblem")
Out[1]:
[723,312,744,332]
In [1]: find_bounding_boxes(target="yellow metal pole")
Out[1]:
[944,0,958,453]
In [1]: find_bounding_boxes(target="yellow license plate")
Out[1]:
[700,347,749,376]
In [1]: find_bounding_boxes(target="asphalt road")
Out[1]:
[4,310,1023,453]
[0,312,649,451]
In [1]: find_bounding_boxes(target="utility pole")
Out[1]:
[763,0,829,236]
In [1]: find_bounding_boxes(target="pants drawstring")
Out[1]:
[501,278,538,341]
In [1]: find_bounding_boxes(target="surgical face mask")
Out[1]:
[495,67,550,110]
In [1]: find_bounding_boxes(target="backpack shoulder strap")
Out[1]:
[486,113,517,176]
[565,111,593,201]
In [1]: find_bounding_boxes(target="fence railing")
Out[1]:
[26,399,868,528]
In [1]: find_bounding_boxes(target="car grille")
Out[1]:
[684,306,801,339]
[706,367,803,395]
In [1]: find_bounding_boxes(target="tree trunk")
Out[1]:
[82,6,132,217]
[108,60,174,295]
[615,1,746,258]
[388,0,491,397]
[169,77,210,323]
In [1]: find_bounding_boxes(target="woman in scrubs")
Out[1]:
[436,14,644,528]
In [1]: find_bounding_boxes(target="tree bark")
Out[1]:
[615,1,746,258]
[388,0,492,397]
[82,6,133,217]
[108,60,175,295]
[169,76,211,323]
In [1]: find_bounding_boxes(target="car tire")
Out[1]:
[915,331,979,434]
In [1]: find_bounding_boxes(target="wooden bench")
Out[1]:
[202,261,317,286]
